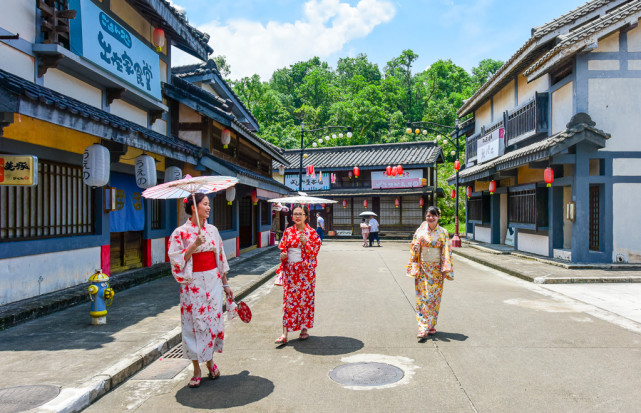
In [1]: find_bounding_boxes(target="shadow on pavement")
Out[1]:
[289,335,364,356]
[175,370,273,409]
[425,331,468,342]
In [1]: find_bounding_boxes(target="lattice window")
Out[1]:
[380,197,400,225]
[353,198,372,225]
[401,195,423,226]
[468,197,483,221]
[333,198,351,225]
[508,189,536,224]
[212,192,232,231]
[38,0,74,49]
[260,200,269,226]
[150,199,162,230]
[589,185,600,251]
[1,160,94,241]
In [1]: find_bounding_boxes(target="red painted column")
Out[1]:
[165,236,170,262]
[236,237,240,257]
[143,239,152,267]
[101,245,111,276]
[257,231,261,248]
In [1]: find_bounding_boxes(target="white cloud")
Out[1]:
[173,0,395,80]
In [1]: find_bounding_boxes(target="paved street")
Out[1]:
[85,241,641,413]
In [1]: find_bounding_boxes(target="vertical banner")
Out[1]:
[109,173,145,232]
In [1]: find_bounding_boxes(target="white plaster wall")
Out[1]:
[613,183,641,263]
[223,237,237,260]
[594,31,619,52]
[474,101,491,135]
[492,80,515,116]
[160,60,167,83]
[613,159,641,176]
[517,232,549,256]
[3,0,36,42]
[551,81,573,135]
[110,99,148,127]
[0,44,34,81]
[627,20,641,52]
[260,230,270,247]
[152,119,167,135]
[588,60,620,71]
[474,226,491,243]
[179,130,202,147]
[517,74,548,105]
[0,247,100,305]
[201,83,220,97]
[44,69,102,108]
[589,78,641,151]
[628,60,641,70]
[179,104,201,121]
[151,237,166,264]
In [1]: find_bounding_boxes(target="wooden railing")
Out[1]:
[506,92,549,147]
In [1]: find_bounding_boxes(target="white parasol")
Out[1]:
[359,211,377,216]
[268,192,337,205]
[142,174,238,228]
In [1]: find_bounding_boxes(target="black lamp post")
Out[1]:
[298,121,352,191]
[406,120,463,248]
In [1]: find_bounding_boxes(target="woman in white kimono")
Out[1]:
[168,192,233,388]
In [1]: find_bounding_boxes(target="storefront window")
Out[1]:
[380,197,400,225]
[401,195,423,226]
[212,193,233,231]
[333,198,351,225]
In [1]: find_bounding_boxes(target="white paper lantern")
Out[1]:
[221,129,231,148]
[226,187,236,205]
[278,165,285,176]
[135,155,157,189]
[164,166,182,183]
[83,144,110,187]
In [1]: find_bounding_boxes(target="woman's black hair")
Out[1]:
[426,206,441,217]
[184,192,207,216]
[361,217,366,222]
[291,203,310,223]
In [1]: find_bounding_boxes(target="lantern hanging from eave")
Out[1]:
[466,186,473,199]
[322,203,325,208]
[342,199,347,208]
[348,171,353,179]
[397,165,403,176]
[391,166,398,177]
[226,187,236,205]
[152,28,165,52]
[386,166,392,176]
[395,198,399,208]
[135,155,157,189]
[309,164,314,176]
[221,129,231,149]
[319,171,323,182]
[419,198,424,207]
[454,159,461,171]
[251,189,258,205]
[489,180,497,195]
[164,166,182,183]
[278,164,285,176]
[82,144,110,187]
[451,189,456,199]
[363,199,368,208]
[353,166,359,178]
[544,167,554,187]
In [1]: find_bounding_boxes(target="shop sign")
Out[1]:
[285,174,330,191]
[371,168,424,189]
[478,128,504,163]
[335,230,353,236]
[70,0,161,100]
[0,155,38,186]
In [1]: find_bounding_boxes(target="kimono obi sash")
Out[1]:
[192,251,217,272]
[287,248,303,263]
[421,247,441,263]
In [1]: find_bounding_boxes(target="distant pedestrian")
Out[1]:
[360,218,370,247]
[316,212,325,242]
[275,204,322,344]
[407,206,453,339]
[168,193,233,388]
[368,216,380,247]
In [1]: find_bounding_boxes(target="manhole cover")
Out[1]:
[0,385,60,413]
[329,362,404,386]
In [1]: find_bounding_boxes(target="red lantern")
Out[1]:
[419,198,424,207]
[451,189,456,199]
[466,186,473,199]
[386,166,392,176]
[322,203,325,208]
[152,28,165,52]
[309,165,314,176]
[454,160,461,171]
[489,180,497,195]
[251,189,258,205]
[395,198,399,208]
[544,167,554,187]
[342,199,347,208]
[353,166,359,178]
[397,165,403,176]
[391,166,398,177]
[363,199,368,208]
[348,171,353,179]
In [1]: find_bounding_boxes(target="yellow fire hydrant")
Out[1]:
[88,269,115,325]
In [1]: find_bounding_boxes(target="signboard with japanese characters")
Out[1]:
[0,155,38,186]
[477,128,505,163]
[285,174,330,191]
[371,168,424,189]
[70,0,161,100]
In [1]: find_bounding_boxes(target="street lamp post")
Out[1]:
[298,121,352,191]
[406,120,463,248]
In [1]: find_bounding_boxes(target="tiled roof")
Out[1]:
[0,68,199,156]
[205,154,291,192]
[273,141,443,170]
[532,0,612,37]
[173,60,258,127]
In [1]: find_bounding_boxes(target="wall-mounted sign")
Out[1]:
[478,128,505,163]
[0,155,38,186]
[371,168,424,189]
[285,174,330,191]
[70,0,161,100]
[335,230,353,236]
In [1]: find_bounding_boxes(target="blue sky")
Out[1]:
[169,0,588,80]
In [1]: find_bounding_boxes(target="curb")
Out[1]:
[34,263,280,413]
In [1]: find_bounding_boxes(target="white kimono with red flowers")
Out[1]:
[168,219,230,362]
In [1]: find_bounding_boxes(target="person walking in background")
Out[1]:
[360,218,370,247]
[406,206,453,340]
[368,216,380,247]
[168,193,233,388]
[315,212,325,243]
[275,204,322,344]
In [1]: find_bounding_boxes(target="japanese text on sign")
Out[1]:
[0,155,38,186]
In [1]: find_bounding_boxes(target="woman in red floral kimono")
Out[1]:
[168,192,233,388]
[275,204,322,344]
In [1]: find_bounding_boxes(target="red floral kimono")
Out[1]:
[277,224,322,332]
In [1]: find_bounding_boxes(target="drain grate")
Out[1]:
[133,343,188,380]
[0,385,60,413]
[329,362,404,387]
[162,343,184,359]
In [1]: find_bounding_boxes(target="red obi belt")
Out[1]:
[192,251,217,272]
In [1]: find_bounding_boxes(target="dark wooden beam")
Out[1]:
[528,160,550,169]
[106,87,126,106]
[37,53,63,77]
[149,109,164,125]
[178,122,204,131]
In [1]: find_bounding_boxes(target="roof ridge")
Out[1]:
[279,140,438,153]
